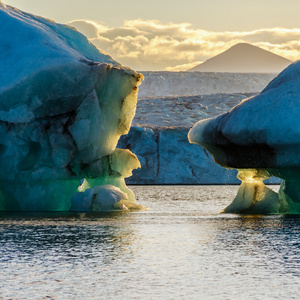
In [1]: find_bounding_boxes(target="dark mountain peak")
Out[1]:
[189,43,292,73]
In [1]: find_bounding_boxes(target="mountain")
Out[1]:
[189,43,292,73]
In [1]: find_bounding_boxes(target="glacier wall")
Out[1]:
[118,126,281,185]
[118,127,239,184]
[0,3,143,211]
[138,71,277,98]
[118,92,280,185]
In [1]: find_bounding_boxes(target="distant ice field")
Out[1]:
[133,93,253,128]
[138,71,276,98]
[135,71,277,128]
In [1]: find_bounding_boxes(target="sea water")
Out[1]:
[1,185,300,299]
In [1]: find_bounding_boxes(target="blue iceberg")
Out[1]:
[0,2,143,211]
[189,60,300,214]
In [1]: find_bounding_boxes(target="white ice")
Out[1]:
[138,71,276,98]
[71,184,128,211]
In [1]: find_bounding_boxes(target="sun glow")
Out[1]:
[67,19,300,70]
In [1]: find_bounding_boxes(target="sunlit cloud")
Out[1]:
[67,19,300,71]
[165,61,203,72]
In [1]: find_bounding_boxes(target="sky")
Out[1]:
[4,0,300,70]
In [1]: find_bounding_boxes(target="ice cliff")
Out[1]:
[118,126,239,184]
[138,72,276,98]
[119,93,248,184]
[118,93,280,185]
[189,61,300,214]
[0,2,143,211]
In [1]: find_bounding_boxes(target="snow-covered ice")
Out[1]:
[0,2,143,211]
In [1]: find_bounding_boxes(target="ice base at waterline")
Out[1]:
[222,170,287,214]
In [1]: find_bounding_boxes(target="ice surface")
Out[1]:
[0,3,143,211]
[189,60,300,213]
[134,93,252,128]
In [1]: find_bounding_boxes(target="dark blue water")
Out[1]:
[1,185,300,299]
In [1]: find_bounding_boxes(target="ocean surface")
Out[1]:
[1,185,300,300]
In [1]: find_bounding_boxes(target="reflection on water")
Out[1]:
[1,186,300,299]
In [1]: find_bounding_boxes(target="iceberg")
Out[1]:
[0,2,143,211]
[189,61,300,214]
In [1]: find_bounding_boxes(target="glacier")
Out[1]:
[122,71,280,186]
[118,93,281,185]
[138,71,276,98]
[0,2,143,211]
[189,61,300,214]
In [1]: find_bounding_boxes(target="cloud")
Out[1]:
[67,19,300,71]
[165,61,203,72]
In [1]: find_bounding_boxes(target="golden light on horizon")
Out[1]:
[4,0,300,70]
